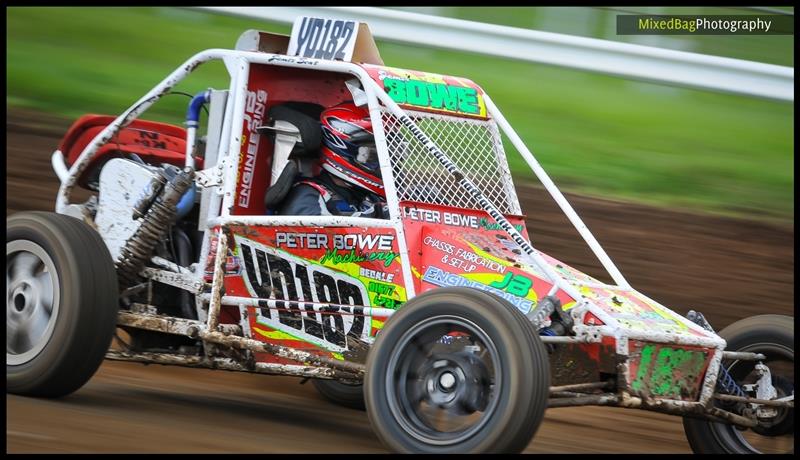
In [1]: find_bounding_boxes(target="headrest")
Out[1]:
[257,103,324,158]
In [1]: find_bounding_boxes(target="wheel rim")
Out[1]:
[384,315,502,446]
[710,343,794,454]
[7,240,61,366]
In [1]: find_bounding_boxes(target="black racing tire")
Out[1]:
[683,314,794,454]
[7,211,119,397]
[364,287,549,453]
[311,379,366,411]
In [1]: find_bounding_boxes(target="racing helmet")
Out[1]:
[319,102,384,197]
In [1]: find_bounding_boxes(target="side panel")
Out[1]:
[221,225,406,363]
[400,201,575,316]
[232,68,271,215]
[627,340,712,401]
[400,202,717,342]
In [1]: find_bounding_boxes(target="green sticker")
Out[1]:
[632,343,655,392]
[383,78,480,114]
[489,272,532,297]
[384,78,406,104]
[405,80,429,106]
[456,86,479,114]
[632,344,708,398]
[428,83,459,111]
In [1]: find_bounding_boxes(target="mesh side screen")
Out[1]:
[382,110,521,215]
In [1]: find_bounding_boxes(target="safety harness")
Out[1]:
[294,171,385,218]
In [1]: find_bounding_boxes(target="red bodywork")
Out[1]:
[233,64,356,215]
[61,114,201,188]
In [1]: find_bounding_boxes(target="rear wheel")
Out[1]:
[7,211,119,397]
[683,314,794,454]
[364,287,549,453]
[312,379,366,411]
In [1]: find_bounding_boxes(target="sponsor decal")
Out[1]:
[275,232,394,251]
[488,272,532,297]
[366,65,488,118]
[238,89,267,208]
[383,78,481,116]
[422,265,534,314]
[275,231,400,268]
[403,207,524,231]
[423,235,455,254]
[237,235,369,351]
[403,208,479,228]
[442,211,481,228]
[368,281,402,308]
[479,217,524,232]
[319,248,399,268]
[404,207,442,223]
[359,266,395,283]
[266,55,319,66]
[423,235,508,275]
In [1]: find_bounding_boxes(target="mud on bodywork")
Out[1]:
[626,340,712,401]
[548,338,618,386]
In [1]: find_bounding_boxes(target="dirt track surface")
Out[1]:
[6,109,793,453]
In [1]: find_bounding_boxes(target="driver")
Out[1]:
[279,102,388,218]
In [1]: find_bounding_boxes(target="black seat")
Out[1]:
[257,102,324,210]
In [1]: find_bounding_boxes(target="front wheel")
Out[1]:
[683,314,794,454]
[7,211,119,397]
[364,287,550,453]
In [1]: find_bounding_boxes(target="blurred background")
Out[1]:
[6,6,794,454]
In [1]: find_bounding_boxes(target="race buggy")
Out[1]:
[6,17,793,454]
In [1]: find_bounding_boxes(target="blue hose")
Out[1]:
[186,90,211,127]
[175,90,210,220]
[175,186,195,220]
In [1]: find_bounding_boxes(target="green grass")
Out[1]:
[6,7,794,220]
[394,6,795,67]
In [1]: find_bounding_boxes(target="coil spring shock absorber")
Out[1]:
[116,165,194,285]
[687,310,746,397]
